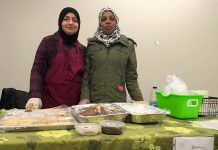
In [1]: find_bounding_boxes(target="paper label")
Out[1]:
[173,137,214,150]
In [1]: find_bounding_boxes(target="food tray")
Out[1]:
[0,106,77,132]
[116,103,168,123]
[71,103,129,123]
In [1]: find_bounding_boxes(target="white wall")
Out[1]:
[0,0,218,101]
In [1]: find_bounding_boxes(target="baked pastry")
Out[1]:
[79,105,119,116]
[1,117,20,126]
[0,107,75,129]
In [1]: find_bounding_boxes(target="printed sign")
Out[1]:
[173,137,214,150]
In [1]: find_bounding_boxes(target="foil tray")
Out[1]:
[116,103,168,123]
[0,106,77,132]
[71,103,129,123]
[131,114,166,123]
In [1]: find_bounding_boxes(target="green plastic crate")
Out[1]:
[156,91,203,119]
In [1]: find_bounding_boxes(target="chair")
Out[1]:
[0,88,30,109]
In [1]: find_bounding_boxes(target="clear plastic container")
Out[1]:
[0,106,77,132]
[99,120,125,135]
[74,123,101,136]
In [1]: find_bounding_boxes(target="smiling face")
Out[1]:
[61,12,79,35]
[100,11,117,35]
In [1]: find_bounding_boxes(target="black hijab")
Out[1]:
[58,7,80,45]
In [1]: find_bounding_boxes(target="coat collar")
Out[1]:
[88,34,134,47]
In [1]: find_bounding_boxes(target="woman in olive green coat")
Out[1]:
[79,7,143,104]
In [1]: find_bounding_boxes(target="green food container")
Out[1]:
[156,91,203,119]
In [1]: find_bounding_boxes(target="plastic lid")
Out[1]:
[99,120,125,128]
[74,123,101,136]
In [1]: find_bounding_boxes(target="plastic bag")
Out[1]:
[163,74,188,96]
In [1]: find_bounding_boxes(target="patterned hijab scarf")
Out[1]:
[94,7,120,47]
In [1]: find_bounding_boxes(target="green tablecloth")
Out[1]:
[0,111,217,150]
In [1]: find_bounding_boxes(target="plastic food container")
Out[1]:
[74,123,101,136]
[156,91,203,119]
[100,120,125,135]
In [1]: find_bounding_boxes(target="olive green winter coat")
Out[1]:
[80,35,143,103]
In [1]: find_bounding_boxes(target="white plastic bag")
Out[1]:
[164,74,188,96]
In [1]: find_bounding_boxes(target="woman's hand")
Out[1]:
[131,100,148,104]
[78,99,90,105]
[25,98,42,109]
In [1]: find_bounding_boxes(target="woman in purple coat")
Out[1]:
[25,7,86,109]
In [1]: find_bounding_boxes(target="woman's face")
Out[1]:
[61,12,79,35]
[100,11,117,34]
